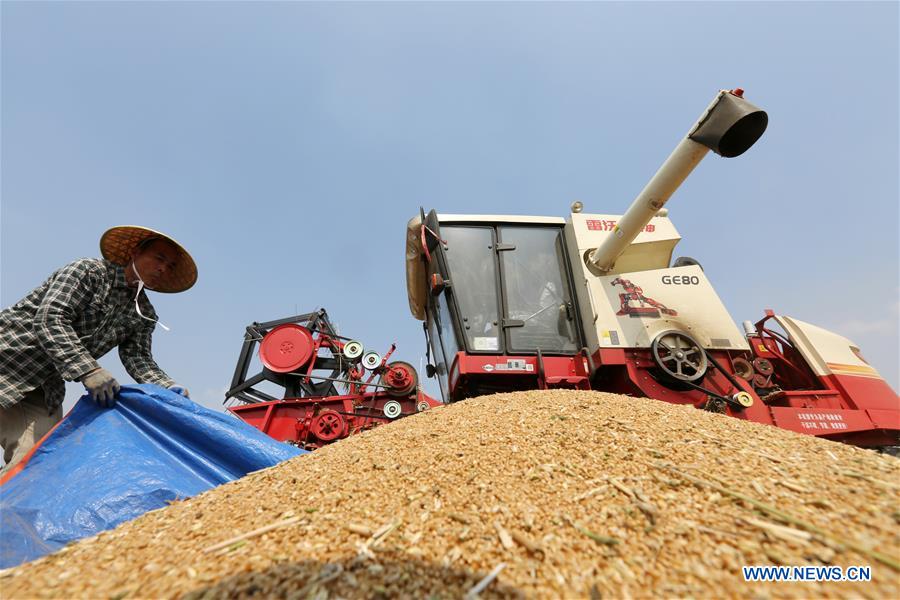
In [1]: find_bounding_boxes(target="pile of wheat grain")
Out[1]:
[2,390,898,599]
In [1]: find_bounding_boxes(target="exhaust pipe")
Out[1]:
[588,89,767,273]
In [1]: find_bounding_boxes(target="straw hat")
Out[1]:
[100,226,197,293]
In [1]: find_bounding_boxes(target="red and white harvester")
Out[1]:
[404,89,899,450]
[226,310,440,449]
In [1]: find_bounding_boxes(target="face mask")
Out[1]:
[131,263,171,332]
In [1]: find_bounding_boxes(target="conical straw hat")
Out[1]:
[99,226,197,293]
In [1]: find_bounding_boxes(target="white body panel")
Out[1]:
[584,266,747,351]
[568,212,680,274]
[565,214,746,351]
[775,316,884,380]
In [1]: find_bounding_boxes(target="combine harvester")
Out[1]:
[404,89,899,450]
[226,89,897,451]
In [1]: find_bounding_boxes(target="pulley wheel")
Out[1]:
[651,330,708,382]
[383,400,403,419]
[379,361,418,396]
[416,401,431,413]
[752,358,774,376]
[732,391,754,408]
[752,374,771,389]
[343,340,364,360]
[258,324,315,373]
[310,410,345,441]
[362,351,382,371]
[732,357,754,381]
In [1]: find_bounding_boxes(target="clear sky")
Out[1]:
[2,1,897,415]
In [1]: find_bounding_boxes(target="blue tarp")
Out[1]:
[0,384,304,568]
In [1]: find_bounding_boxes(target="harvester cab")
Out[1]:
[407,209,588,401]
[406,89,900,449]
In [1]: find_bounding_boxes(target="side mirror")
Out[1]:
[430,273,450,296]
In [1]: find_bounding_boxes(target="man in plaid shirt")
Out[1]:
[0,226,197,476]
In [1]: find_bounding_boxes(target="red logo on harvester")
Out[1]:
[587,220,655,233]
[611,277,677,318]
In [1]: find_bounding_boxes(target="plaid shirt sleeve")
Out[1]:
[118,323,176,388]
[33,261,103,381]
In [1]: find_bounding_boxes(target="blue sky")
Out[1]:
[2,1,897,413]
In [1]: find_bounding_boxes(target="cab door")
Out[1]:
[497,226,581,354]
[423,216,503,400]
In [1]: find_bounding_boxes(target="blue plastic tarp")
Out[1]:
[0,384,304,568]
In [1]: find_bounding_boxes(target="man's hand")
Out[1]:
[168,384,190,399]
[80,368,121,408]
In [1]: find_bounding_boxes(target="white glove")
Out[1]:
[81,368,121,408]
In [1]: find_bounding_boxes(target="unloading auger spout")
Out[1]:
[587,89,768,273]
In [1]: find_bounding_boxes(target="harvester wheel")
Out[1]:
[752,358,774,376]
[310,410,345,442]
[362,351,382,371]
[732,357,754,381]
[651,330,708,382]
[752,374,772,389]
[732,391,755,408]
[383,400,403,419]
[258,324,315,373]
[380,361,418,396]
[343,340,364,360]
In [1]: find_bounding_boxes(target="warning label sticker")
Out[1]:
[797,413,848,431]
[483,360,533,372]
[473,337,499,351]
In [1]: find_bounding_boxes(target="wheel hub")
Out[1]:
[310,410,345,442]
[651,330,709,382]
[379,361,418,396]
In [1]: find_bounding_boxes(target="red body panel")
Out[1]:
[595,348,777,428]
[447,352,591,400]
[229,390,442,449]
[443,344,898,448]
[823,373,899,412]
[770,407,877,436]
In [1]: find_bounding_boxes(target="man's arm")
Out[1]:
[118,323,176,388]
[33,260,104,381]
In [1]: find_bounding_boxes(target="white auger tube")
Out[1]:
[588,89,767,273]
